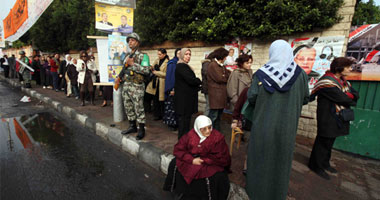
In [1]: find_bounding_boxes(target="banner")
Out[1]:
[3,11,14,39]
[12,0,28,32]
[97,38,109,83]
[346,24,380,81]
[290,36,345,90]
[95,2,134,35]
[95,0,136,9]
[3,0,53,42]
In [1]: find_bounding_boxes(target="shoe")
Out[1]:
[55,89,59,92]
[75,96,79,100]
[122,121,137,135]
[81,101,85,106]
[325,166,337,173]
[43,86,46,89]
[101,101,107,107]
[136,123,145,140]
[311,168,330,180]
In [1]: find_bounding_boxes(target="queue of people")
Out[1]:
[0,50,111,107]
[1,33,359,200]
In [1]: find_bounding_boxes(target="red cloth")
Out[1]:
[324,71,347,88]
[174,129,231,184]
[16,61,20,72]
[49,59,59,72]
[232,87,249,120]
[345,92,354,99]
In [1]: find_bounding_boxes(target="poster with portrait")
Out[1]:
[289,36,345,90]
[345,24,380,81]
[95,2,134,35]
[95,0,136,9]
[106,35,128,83]
[224,42,239,71]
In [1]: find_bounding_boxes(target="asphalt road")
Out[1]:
[0,81,173,200]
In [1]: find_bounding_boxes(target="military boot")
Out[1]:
[136,123,145,140]
[122,120,137,135]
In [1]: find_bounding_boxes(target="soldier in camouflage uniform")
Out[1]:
[116,33,151,140]
[19,51,32,88]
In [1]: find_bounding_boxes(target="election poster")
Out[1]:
[290,36,345,90]
[224,41,239,71]
[96,35,128,83]
[345,24,380,81]
[95,0,136,9]
[95,2,134,35]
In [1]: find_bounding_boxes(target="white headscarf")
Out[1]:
[259,40,296,88]
[65,54,71,66]
[194,115,212,143]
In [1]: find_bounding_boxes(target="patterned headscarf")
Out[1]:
[255,40,302,93]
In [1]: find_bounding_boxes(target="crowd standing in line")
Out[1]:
[1,32,360,200]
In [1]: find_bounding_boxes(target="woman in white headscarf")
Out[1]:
[164,115,231,200]
[244,40,310,200]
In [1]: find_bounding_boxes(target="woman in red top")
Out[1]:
[164,115,231,200]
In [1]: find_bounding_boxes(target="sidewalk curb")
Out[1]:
[1,76,249,199]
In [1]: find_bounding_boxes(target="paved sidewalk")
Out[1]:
[2,76,379,200]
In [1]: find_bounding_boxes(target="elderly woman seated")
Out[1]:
[164,115,231,200]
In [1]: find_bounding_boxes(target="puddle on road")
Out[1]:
[0,112,104,177]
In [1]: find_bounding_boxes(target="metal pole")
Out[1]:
[113,84,125,122]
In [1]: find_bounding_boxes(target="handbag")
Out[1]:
[339,108,354,121]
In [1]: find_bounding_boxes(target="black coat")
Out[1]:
[67,64,79,85]
[174,63,202,116]
[316,86,359,138]
[59,60,68,75]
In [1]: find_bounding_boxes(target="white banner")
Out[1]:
[5,0,53,42]
[96,38,110,83]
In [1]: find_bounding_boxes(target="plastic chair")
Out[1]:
[230,127,244,155]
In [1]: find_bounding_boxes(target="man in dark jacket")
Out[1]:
[8,54,16,78]
[31,55,41,85]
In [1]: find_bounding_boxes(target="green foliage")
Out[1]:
[11,40,27,49]
[19,0,106,53]
[352,0,380,25]
[135,0,344,45]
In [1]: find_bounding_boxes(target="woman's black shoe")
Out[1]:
[325,166,337,173]
[311,168,330,180]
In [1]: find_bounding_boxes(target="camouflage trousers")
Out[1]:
[122,82,146,124]
[22,71,31,84]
